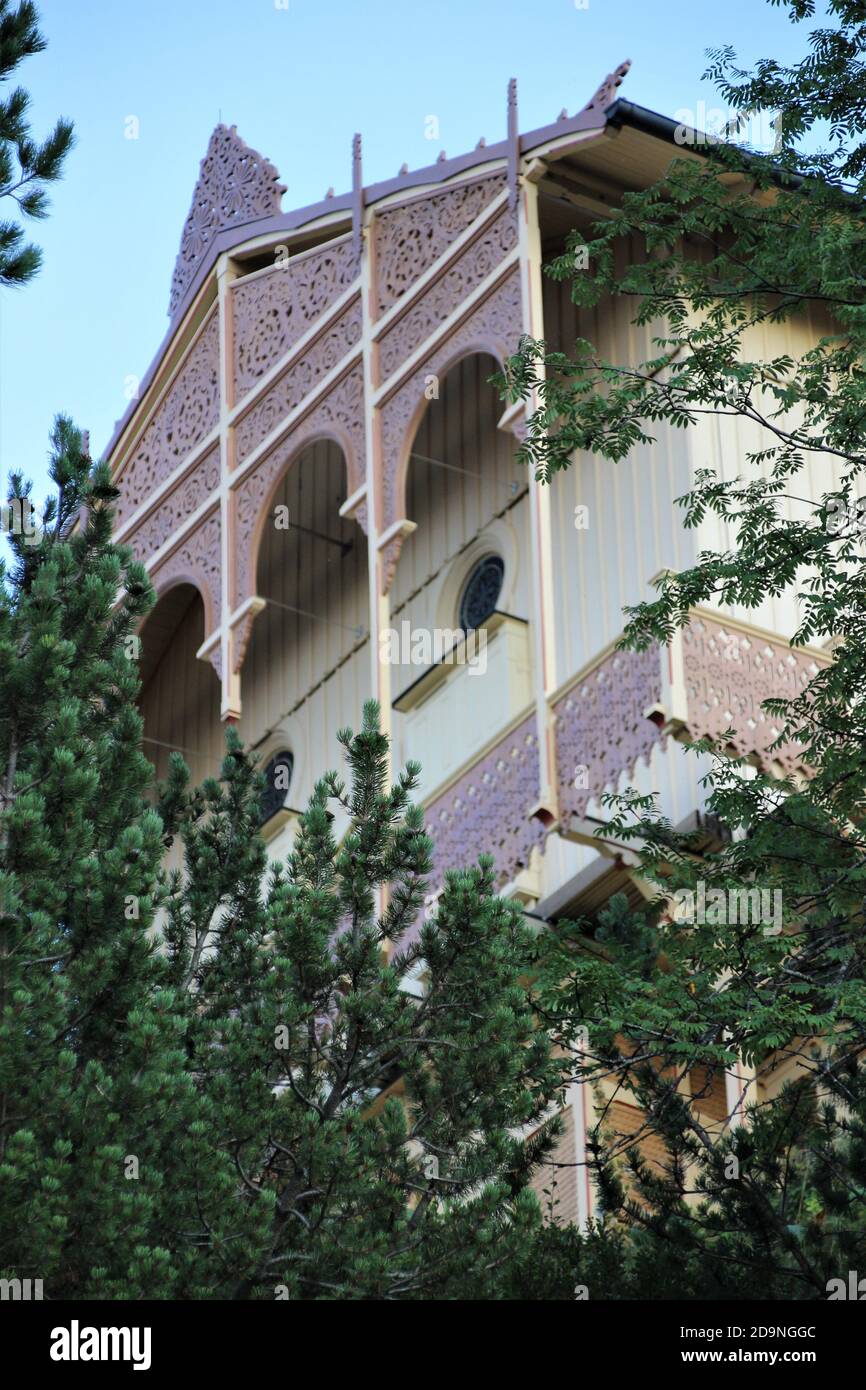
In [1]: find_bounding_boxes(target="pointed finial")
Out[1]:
[507,77,519,213]
[558,108,569,121]
[476,136,486,149]
[399,162,409,175]
[437,150,448,163]
[581,58,632,115]
[169,124,285,318]
[351,133,363,261]
[325,186,334,198]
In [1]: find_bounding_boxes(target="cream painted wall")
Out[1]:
[543,271,692,675]
[686,307,843,641]
[389,353,534,801]
[238,438,372,813]
[542,264,843,667]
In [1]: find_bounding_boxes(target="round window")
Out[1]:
[258,750,294,827]
[458,555,504,632]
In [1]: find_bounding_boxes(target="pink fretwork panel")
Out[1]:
[232,364,367,612]
[374,173,507,317]
[681,616,825,774]
[425,711,546,891]
[148,507,222,671]
[123,444,221,562]
[231,239,360,400]
[554,645,665,823]
[377,206,518,382]
[234,297,363,463]
[378,268,523,591]
[116,310,220,528]
[169,125,286,319]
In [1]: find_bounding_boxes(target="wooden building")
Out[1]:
[104,64,832,1226]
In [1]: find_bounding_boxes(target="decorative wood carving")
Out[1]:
[554,645,664,823]
[374,174,507,317]
[234,297,363,463]
[232,365,367,610]
[116,311,220,526]
[231,608,260,674]
[378,534,404,595]
[425,711,545,888]
[377,207,517,382]
[377,268,522,588]
[123,444,220,561]
[231,239,360,399]
[149,508,223,661]
[580,59,632,116]
[169,124,286,319]
[680,616,824,773]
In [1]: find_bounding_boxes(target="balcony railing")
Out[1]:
[417,609,831,895]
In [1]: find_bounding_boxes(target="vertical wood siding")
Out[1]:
[139,588,224,787]
[542,267,692,676]
[391,352,531,686]
[542,268,841,674]
[238,439,371,808]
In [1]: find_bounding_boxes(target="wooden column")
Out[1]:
[519,165,559,822]
[214,252,242,720]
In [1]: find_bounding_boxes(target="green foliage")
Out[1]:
[0,1,73,286]
[508,0,866,1297]
[0,425,574,1298]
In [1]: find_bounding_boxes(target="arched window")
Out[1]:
[258,750,294,828]
[458,554,504,632]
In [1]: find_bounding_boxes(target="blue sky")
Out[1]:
[0,0,820,505]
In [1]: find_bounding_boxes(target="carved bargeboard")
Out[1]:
[374,173,507,317]
[376,204,518,382]
[115,309,220,528]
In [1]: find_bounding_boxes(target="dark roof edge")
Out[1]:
[605,98,687,145]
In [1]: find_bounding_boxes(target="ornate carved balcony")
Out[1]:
[418,611,831,898]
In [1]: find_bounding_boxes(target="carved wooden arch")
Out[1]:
[147,508,222,675]
[229,425,366,681]
[138,569,220,682]
[230,364,366,619]
[378,268,523,593]
[397,342,510,518]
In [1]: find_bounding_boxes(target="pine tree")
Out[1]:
[155,706,572,1299]
[509,0,866,1298]
[0,1,73,287]
[0,426,575,1299]
[0,420,200,1297]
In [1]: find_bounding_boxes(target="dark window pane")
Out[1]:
[258,750,294,827]
[459,555,504,632]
